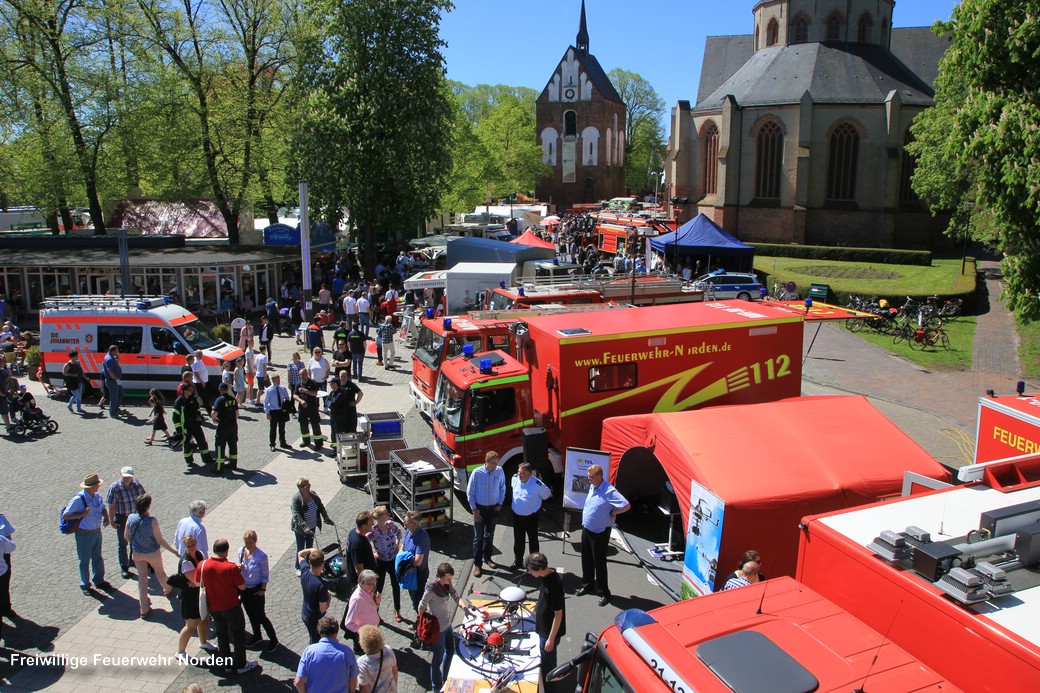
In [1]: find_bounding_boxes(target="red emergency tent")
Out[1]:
[601,396,951,579]
[510,230,555,249]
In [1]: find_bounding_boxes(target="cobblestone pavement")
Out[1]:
[0,270,1024,691]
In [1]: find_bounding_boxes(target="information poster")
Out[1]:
[563,447,612,510]
[680,481,725,599]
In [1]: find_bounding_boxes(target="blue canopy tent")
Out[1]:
[649,214,754,273]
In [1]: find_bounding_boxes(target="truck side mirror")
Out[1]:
[546,638,596,682]
[471,393,487,432]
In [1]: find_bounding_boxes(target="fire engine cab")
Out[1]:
[39,295,243,392]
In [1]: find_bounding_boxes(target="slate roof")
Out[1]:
[694,27,948,112]
[542,47,623,104]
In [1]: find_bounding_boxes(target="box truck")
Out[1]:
[443,262,517,314]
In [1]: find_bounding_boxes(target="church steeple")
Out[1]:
[576,0,589,53]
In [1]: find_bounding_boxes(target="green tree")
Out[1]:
[134,0,294,243]
[293,0,454,271]
[474,92,548,207]
[609,68,666,193]
[0,0,116,233]
[440,97,495,218]
[912,2,1040,318]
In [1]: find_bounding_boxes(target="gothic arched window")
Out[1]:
[826,13,842,41]
[900,130,919,203]
[857,14,873,43]
[792,16,809,44]
[564,111,577,138]
[755,120,783,199]
[880,19,890,47]
[703,123,720,196]
[766,19,779,47]
[827,123,860,201]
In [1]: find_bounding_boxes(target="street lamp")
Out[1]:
[649,172,663,215]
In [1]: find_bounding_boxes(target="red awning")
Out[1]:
[510,230,555,249]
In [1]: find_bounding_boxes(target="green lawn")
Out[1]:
[755,257,975,302]
[846,315,977,371]
[1016,313,1040,377]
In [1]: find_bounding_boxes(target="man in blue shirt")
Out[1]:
[101,345,123,418]
[578,464,630,607]
[294,615,358,693]
[298,548,331,644]
[62,473,113,595]
[510,462,552,570]
[401,510,430,617]
[466,451,506,577]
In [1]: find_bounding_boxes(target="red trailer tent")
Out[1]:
[600,395,951,581]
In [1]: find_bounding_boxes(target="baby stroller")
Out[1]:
[319,523,353,601]
[11,387,58,435]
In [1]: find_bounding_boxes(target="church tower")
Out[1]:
[535,1,627,213]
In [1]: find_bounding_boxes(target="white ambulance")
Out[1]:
[39,295,244,393]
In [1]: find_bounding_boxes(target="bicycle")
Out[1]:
[907,320,950,351]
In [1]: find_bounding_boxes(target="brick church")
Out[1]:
[535,1,626,214]
[665,0,950,248]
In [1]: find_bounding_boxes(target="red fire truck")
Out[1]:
[973,391,1040,463]
[486,276,702,312]
[554,576,957,692]
[796,455,1040,691]
[431,301,805,487]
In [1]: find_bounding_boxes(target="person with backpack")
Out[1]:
[417,563,470,692]
[62,350,87,413]
[62,473,112,595]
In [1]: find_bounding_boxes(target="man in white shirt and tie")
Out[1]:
[263,373,293,451]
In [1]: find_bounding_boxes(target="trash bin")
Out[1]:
[808,283,831,303]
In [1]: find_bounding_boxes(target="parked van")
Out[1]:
[39,295,243,393]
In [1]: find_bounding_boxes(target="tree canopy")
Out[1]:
[608,68,666,194]
[910,0,1040,319]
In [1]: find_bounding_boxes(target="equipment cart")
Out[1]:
[390,446,454,530]
[362,411,407,504]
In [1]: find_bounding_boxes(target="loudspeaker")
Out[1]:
[522,427,548,471]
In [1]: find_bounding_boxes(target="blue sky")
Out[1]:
[440,1,960,114]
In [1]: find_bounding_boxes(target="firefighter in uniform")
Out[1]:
[211,382,239,472]
[174,382,212,467]
[293,369,323,449]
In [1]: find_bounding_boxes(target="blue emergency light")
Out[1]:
[443,318,452,330]
[462,344,475,357]
[804,298,813,310]
[500,281,506,288]
[1018,380,1027,395]
[425,308,435,319]
[518,287,525,297]
[553,258,559,265]
[479,357,493,373]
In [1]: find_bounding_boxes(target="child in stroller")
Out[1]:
[11,385,58,434]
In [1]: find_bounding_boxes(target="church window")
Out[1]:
[766,19,779,47]
[857,14,873,43]
[755,120,783,199]
[900,130,920,203]
[880,18,890,46]
[564,111,577,138]
[827,123,860,201]
[703,123,720,196]
[792,16,809,44]
[825,13,842,41]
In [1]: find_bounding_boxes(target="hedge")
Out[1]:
[750,243,932,267]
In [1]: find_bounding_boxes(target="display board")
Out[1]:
[563,447,612,511]
[680,480,725,599]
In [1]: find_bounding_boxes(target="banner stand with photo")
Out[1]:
[560,447,613,555]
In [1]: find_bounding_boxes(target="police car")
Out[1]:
[692,272,763,300]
